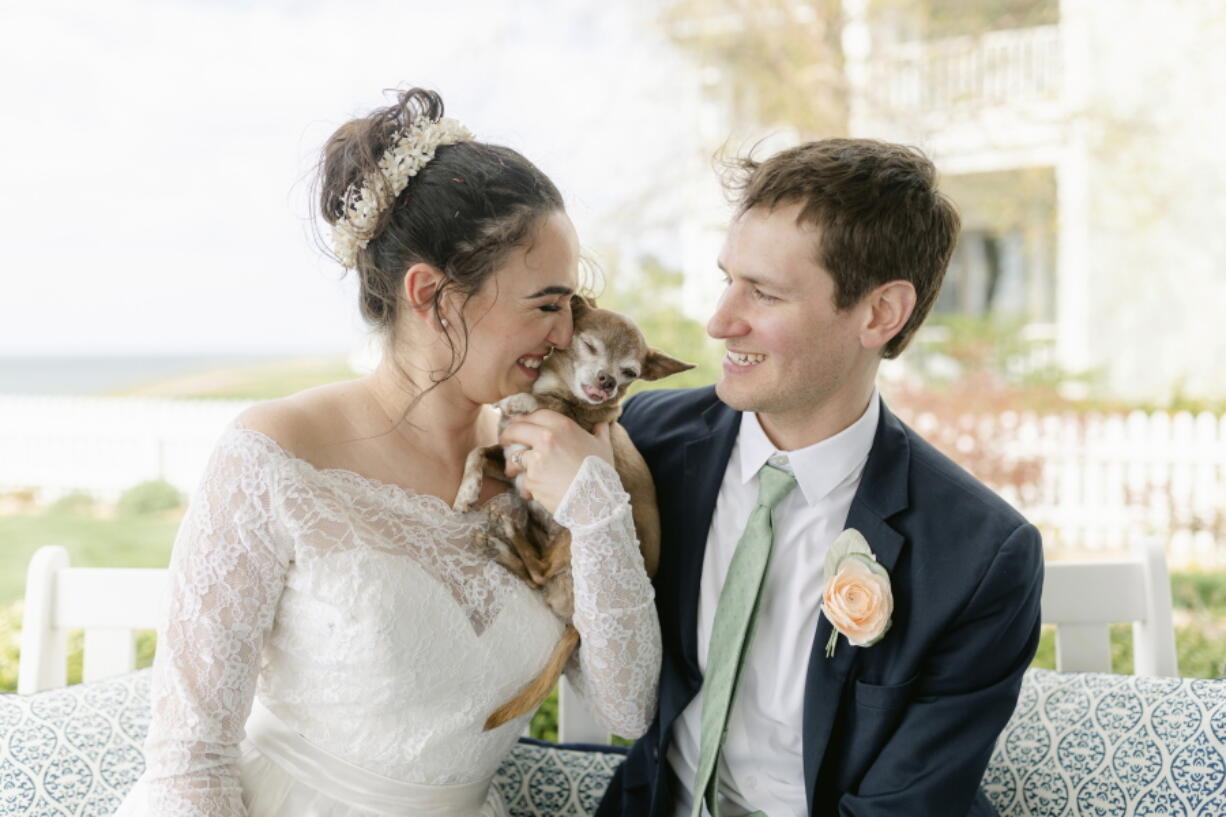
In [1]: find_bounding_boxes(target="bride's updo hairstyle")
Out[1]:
[317,87,564,369]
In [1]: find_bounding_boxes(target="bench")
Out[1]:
[6,540,1223,816]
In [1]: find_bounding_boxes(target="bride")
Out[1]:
[115,88,661,817]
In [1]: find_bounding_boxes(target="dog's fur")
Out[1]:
[452,295,693,730]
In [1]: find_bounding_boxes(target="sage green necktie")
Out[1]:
[692,462,798,817]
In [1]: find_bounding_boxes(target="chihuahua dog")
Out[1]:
[453,294,693,730]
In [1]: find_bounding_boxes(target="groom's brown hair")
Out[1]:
[724,139,960,359]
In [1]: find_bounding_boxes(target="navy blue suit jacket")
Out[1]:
[596,387,1043,817]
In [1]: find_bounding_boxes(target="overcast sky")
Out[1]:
[0,0,698,357]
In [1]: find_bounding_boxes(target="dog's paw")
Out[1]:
[542,572,575,620]
[483,505,519,544]
[453,477,482,512]
[474,527,509,559]
[473,527,500,553]
[454,447,497,511]
[499,393,540,416]
[476,529,533,583]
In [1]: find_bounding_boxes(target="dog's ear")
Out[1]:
[641,349,696,381]
[569,293,597,320]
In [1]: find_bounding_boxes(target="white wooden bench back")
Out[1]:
[20,537,1180,741]
[1040,538,1179,676]
[17,545,610,742]
[18,546,166,694]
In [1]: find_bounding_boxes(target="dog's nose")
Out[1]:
[598,372,616,391]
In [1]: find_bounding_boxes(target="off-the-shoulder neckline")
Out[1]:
[229,424,504,517]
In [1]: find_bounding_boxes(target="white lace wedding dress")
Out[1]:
[114,425,660,817]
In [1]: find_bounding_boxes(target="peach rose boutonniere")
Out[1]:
[821,528,893,658]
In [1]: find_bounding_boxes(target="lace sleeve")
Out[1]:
[553,455,661,738]
[139,428,292,816]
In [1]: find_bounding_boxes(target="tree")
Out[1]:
[660,0,850,138]
[876,0,1057,38]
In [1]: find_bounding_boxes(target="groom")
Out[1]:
[596,139,1043,817]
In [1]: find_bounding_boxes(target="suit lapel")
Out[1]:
[802,400,911,807]
[676,399,741,686]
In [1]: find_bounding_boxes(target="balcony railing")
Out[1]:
[865,24,1062,114]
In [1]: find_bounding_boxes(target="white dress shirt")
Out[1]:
[668,392,880,817]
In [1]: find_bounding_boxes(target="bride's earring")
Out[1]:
[439,317,449,329]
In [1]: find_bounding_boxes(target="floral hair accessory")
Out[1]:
[331,116,474,269]
[821,528,893,658]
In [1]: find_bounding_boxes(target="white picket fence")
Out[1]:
[0,395,254,503]
[2,396,1224,566]
[904,408,1226,568]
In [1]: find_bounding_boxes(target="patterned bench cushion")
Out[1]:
[0,671,149,817]
[0,670,627,817]
[982,669,1226,817]
[9,667,1223,817]
[496,738,625,817]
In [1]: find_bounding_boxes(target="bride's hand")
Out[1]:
[500,410,614,515]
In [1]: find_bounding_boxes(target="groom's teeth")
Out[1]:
[518,357,542,369]
[728,352,766,366]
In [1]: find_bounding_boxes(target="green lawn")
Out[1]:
[0,513,178,605]
[116,357,359,400]
[2,506,1222,716]
[1031,621,1225,679]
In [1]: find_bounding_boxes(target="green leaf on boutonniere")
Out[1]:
[823,528,876,578]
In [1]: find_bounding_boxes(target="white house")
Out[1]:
[669,0,1226,403]
[847,0,1226,402]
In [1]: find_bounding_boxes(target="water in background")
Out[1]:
[0,356,288,395]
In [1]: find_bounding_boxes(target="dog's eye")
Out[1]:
[582,340,596,354]
[622,369,638,379]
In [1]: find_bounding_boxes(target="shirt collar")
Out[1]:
[737,388,880,505]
